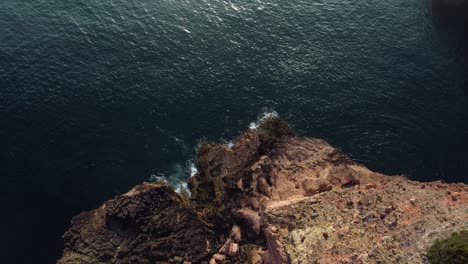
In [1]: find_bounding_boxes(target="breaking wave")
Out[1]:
[249,110,279,130]
[150,110,280,193]
[149,160,195,193]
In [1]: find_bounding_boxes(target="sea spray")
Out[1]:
[149,162,192,194]
[150,110,280,193]
[249,110,279,130]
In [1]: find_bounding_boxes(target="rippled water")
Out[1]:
[1,0,467,262]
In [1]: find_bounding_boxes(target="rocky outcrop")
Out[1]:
[58,117,468,264]
[58,183,217,264]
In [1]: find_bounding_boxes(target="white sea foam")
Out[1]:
[149,172,168,183]
[149,161,194,194]
[174,182,189,194]
[220,138,235,148]
[188,161,198,177]
[249,110,279,130]
[177,25,191,34]
[150,110,279,194]
[230,3,241,12]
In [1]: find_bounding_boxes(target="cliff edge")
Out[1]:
[58,118,468,264]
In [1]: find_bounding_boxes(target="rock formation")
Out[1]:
[58,117,468,264]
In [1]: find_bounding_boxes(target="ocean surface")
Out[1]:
[1,0,467,263]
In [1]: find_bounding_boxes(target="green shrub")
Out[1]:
[427,230,468,264]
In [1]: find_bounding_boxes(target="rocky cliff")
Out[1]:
[58,118,468,264]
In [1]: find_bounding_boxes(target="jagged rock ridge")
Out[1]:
[58,118,468,264]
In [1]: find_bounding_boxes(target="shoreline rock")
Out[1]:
[58,117,468,264]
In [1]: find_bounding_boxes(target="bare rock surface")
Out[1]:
[58,183,217,264]
[58,117,468,264]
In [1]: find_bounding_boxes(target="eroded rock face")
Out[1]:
[58,183,217,264]
[58,118,468,264]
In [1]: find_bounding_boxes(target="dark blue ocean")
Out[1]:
[1,0,467,263]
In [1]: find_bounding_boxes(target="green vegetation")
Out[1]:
[426,230,468,264]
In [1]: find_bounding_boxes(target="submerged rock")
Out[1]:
[58,117,468,264]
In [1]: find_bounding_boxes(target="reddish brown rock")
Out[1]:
[230,225,242,243]
[213,253,225,262]
[58,117,468,264]
[57,183,217,264]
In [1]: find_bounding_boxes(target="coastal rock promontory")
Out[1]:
[58,117,468,264]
